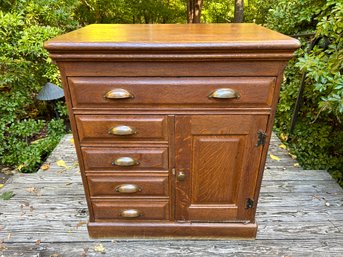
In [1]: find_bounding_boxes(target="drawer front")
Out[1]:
[92,200,170,220]
[88,174,169,197]
[76,115,168,144]
[82,147,168,172]
[68,77,275,108]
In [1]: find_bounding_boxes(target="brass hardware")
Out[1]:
[112,157,139,166]
[109,125,136,136]
[177,171,186,181]
[104,88,133,99]
[208,88,240,99]
[115,184,141,194]
[120,209,142,218]
[171,168,176,175]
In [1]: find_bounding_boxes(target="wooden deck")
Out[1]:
[0,134,343,256]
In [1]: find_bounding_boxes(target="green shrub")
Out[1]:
[0,1,78,172]
[74,0,186,25]
[201,0,274,24]
[268,0,343,186]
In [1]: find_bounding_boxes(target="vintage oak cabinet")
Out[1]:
[45,24,299,238]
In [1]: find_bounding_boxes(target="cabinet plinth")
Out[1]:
[45,24,299,239]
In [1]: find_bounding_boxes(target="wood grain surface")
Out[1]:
[81,147,169,172]
[92,199,170,221]
[45,24,300,50]
[75,115,169,144]
[87,174,169,197]
[175,115,268,222]
[68,77,275,109]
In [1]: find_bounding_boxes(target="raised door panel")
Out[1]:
[175,115,268,222]
[191,136,244,204]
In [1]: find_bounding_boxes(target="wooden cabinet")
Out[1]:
[45,24,299,238]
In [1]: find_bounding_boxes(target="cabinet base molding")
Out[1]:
[88,221,257,239]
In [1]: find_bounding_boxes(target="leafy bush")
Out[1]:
[202,0,233,23]
[0,0,78,172]
[268,0,343,186]
[201,0,274,24]
[267,0,326,35]
[74,0,186,25]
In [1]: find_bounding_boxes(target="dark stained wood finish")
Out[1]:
[88,222,257,239]
[54,62,96,221]
[75,115,168,144]
[61,61,285,77]
[45,24,299,238]
[92,200,170,221]
[69,77,275,109]
[250,70,287,223]
[87,174,169,197]
[175,115,268,221]
[81,147,168,172]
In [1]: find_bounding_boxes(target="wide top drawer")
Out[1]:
[68,77,275,109]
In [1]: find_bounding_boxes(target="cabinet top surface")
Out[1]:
[45,24,300,51]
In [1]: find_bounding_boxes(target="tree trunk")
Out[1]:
[234,0,244,23]
[187,0,203,23]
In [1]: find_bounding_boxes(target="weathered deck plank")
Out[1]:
[0,134,343,256]
[1,239,343,257]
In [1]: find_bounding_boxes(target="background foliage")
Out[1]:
[0,0,78,172]
[74,0,186,25]
[1,0,342,186]
[267,0,343,186]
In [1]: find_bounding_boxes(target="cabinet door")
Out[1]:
[175,115,268,222]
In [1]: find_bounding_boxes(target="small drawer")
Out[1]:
[92,200,170,220]
[76,115,168,144]
[87,174,169,197]
[82,147,168,172]
[68,77,275,108]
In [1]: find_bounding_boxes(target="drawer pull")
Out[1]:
[104,88,133,99]
[109,125,136,136]
[208,88,240,99]
[120,209,142,218]
[115,184,142,194]
[112,157,139,166]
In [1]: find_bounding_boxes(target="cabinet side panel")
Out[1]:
[55,61,95,221]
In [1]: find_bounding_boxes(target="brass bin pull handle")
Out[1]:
[104,88,134,99]
[208,88,240,99]
[120,209,142,218]
[112,157,139,166]
[115,184,142,194]
[109,125,136,136]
